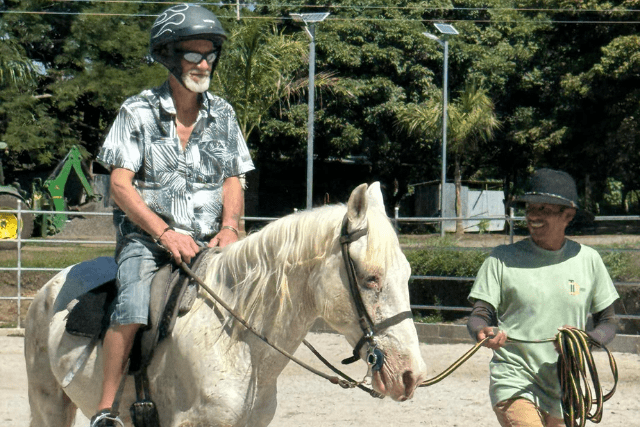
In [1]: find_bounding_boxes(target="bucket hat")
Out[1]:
[515,168,579,208]
[514,168,594,222]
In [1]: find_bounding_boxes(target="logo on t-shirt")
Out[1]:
[568,280,580,295]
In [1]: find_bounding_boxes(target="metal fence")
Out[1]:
[2,205,640,328]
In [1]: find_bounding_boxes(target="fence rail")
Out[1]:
[2,206,640,328]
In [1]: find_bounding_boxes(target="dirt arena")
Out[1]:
[2,331,639,427]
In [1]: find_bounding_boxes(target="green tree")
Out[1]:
[211,19,343,148]
[397,80,500,233]
[0,39,35,87]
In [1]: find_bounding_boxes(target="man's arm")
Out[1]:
[467,299,507,349]
[110,167,199,263]
[208,175,243,248]
[588,303,617,346]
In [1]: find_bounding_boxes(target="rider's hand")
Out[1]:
[159,230,200,264]
[208,227,239,248]
[477,326,508,350]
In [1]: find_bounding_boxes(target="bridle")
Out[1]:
[337,214,411,372]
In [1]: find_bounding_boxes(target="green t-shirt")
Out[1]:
[469,238,619,418]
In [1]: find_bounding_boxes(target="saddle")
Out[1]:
[62,250,213,427]
[61,250,211,383]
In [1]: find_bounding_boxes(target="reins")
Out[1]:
[179,261,376,394]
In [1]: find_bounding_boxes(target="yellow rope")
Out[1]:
[555,328,618,427]
[419,328,618,427]
[419,337,490,387]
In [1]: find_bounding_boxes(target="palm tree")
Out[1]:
[0,40,35,87]
[397,79,500,234]
[211,20,338,143]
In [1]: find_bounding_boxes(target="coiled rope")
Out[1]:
[555,328,618,427]
[504,328,618,427]
[419,328,618,427]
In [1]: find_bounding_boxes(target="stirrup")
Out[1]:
[90,409,124,427]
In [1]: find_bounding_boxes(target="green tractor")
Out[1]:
[0,144,103,248]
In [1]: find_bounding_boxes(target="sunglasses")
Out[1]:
[177,50,217,64]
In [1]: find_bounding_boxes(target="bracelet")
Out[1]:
[221,225,239,235]
[154,226,173,244]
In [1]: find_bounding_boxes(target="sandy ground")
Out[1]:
[2,332,639,427]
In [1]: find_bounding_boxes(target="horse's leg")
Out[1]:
[25,287,78,427]
[246,387,278,427]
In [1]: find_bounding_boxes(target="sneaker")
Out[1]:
[89,409,124,427]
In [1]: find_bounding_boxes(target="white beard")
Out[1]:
[182,71,210,93]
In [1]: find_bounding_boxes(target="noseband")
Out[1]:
[338,214,411,372]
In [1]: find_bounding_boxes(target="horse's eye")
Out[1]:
[363,275,380,289]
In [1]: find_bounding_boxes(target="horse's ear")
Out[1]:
[347,183,368,228]
[366,182,385,212]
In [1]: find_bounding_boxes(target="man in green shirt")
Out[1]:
[467,168,619,427]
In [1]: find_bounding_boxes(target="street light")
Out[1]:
[290,12,330,210]
[423,23,458,236]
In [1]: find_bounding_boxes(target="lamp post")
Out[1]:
[423,23,458,237]
[290,12,330,210]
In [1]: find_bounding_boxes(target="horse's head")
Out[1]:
[317,182,427,401]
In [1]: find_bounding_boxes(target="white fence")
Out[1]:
[1,206,640,329]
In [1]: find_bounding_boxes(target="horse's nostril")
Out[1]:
[403,370,417,395]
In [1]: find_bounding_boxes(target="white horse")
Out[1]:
[25,182,428,427]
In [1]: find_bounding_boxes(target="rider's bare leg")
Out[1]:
[98,323,141,410]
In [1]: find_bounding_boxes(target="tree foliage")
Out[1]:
[1,0,639,216]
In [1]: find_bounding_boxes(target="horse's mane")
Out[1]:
[200,202,399,337]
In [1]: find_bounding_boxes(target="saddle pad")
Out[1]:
[54,256,118,313]
[65,282,116,338]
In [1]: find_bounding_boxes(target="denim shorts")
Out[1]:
[110,236,171,326]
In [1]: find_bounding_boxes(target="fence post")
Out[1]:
[17,199,23,329]
[394,206,399,232]
[509,207,515,245]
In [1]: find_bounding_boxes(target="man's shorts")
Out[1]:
[110,236,171,326]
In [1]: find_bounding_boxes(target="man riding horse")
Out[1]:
[92,4,254,425]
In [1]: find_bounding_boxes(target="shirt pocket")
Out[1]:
[143,137,180,181]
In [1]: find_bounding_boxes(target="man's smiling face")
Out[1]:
[525,203,576,251]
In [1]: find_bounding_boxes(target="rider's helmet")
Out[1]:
[150,3,227,84]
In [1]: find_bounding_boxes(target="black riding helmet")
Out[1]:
[150,3,227,84]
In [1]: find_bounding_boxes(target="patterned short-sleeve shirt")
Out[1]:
[98,81,255,240]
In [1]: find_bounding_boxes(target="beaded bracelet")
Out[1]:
[221,225,239,235]
[154,226,173,244]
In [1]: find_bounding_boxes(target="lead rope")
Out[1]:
[418,337,491,387]
[182,261,618,416]
[489,329,618,427]
[419,328,617,427]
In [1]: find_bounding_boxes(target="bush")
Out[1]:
[406,248,489,321]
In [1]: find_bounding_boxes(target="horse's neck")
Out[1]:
[183,241,325,379]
